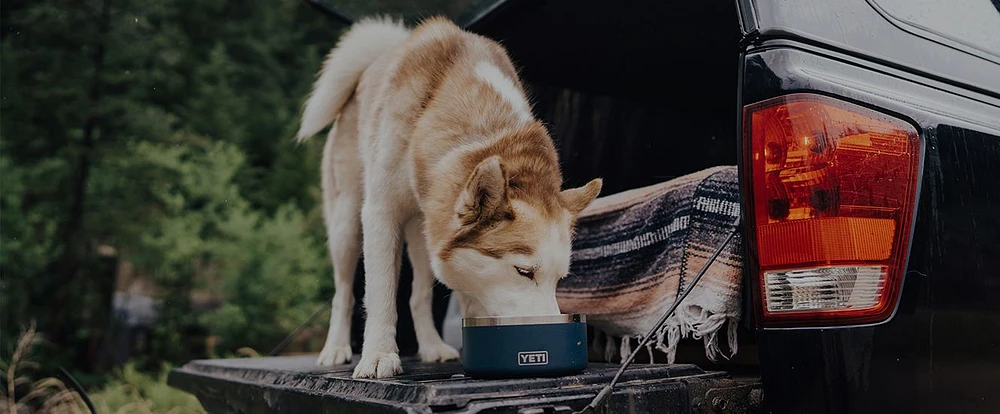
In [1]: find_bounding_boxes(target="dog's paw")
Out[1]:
[352,352,402,378]
[419,342,460,363]
[316,343,353,366]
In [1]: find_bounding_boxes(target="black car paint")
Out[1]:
[739,1,1000,413]
[739,0,1000,96]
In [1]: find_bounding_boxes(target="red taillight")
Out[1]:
[744,93,921,327]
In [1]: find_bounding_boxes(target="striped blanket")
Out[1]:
[557,166,744,364]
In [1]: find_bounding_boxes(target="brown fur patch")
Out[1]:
[435,122,569,260]
[469,123,564,216]
[442,215,540,260]
[391,29,464,108]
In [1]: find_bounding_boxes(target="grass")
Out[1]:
[1,322,87,413]
[1,323,205,414]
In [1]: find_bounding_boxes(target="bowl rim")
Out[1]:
[462,314,586,327]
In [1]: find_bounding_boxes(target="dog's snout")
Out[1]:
[482,292,560,317]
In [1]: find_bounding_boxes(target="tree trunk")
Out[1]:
[51,0,113,368]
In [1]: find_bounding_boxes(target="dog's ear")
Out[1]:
[560,178,603,216]
[456,156,513,226]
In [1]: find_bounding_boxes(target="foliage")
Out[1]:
[89,363,205,414]
[200,203,327,353]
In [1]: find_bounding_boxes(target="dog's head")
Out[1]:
[432,156,601,317]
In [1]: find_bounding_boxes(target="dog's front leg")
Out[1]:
[353,200,406,378]
[404,217,460,363]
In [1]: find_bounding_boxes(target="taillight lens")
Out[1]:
[744,93,921,327]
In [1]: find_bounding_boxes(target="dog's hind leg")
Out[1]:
[316,193,361,366]
[317,100,363,366]
[404,217,460,363]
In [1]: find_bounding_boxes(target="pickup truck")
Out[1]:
[169,0,1000,412]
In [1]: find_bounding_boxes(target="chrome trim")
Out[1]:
[463,314,585,327]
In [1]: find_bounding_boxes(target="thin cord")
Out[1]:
[58,366,96,414]
[269,301,332,357]
[576,216,741,413]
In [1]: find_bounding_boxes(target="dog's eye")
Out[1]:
[514,265,536,279]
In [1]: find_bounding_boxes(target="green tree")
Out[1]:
[2,0,187,371]
[2,0,341,375]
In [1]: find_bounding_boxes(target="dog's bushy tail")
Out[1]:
[296,17,410,141]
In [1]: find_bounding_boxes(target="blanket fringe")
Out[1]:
[619,334,633,361]
[728,318,739,358]
[596,312,740,364]
[605,332,617,363]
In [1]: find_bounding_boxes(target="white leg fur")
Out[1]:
[317,101,363,366]
[354,200,405,378]
[353,123,415,377]
[405,218,460,363]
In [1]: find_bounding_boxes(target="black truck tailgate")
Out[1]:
[167,356,760,413]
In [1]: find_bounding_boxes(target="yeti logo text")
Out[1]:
[517,351,549,366]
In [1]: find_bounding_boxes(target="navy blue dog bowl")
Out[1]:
[461,314,588,378]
